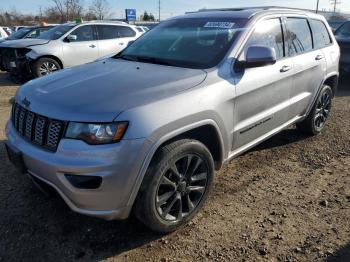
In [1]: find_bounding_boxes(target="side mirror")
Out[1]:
[66,34,77,42]
[244,45,277,68]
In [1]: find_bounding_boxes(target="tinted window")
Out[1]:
[97,25,120,39]
[244,18,284,60]
[118,18,248,69]
[97,25,136,39]
[336,21,350,38]
[118,26,136,37]
[70,25,95,41]
[310,19,332,48]
[286,18,313,55]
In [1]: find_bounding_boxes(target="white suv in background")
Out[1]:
[0,21,143,78]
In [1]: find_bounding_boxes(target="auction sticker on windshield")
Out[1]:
[204,22,235,29]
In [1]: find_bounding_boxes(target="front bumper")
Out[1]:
[5,120,148,220]
[0,47,32,76]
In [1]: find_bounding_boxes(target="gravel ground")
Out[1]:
[0,72,349,262]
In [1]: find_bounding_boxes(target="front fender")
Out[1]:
[125,118,226,210]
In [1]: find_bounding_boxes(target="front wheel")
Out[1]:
[297,85,333,135]
[134,139,214,233]
[32,57,61,78]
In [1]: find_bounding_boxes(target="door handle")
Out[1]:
[280,65,292,73]
[89,44,96,48]
[119,42,124,46]
[315,54,324,61]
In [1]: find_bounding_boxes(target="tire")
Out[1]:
[32,57,61,78]
[134,139,214,233]
[297,85,333,135]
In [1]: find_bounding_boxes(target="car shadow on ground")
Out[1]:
[327,242,350,262]
[250,127,309,153]
[0,140,162,261]
[0,71,20,87]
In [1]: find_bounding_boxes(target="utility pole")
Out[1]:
[316,0,320,13]
[330,0,341,13]
[158,0,161,22]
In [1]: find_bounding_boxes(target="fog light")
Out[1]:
[65,174,102,189]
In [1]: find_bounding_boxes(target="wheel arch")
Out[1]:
[34,55,64,69]
[302,73,339,120]
[126,120,225,210]
[323,74,338,97]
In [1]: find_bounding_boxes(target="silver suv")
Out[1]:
[5,7,340,233]
[0,21,142,78]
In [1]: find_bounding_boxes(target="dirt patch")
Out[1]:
[0,71,349,262]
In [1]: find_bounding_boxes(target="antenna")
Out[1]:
[316,0,320,13]
[158,0,161,22]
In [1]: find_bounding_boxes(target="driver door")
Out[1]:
[62,25,99,68]
[233,17,294,151]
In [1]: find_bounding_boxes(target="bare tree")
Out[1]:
[90,0,110,20]
[51,0,84,22]
[51,0,65,22]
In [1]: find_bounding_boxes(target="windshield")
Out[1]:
[8,27,32,40]
[38,25,74,40]
[118,17,247,69]
[336,22,350,38]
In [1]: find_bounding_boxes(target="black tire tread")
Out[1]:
[133,139,214,233]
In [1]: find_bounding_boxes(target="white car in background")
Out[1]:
[0,21,143,78]
[0,27,9,40]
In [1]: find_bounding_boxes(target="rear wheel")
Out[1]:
[134,139,214,233]
[32,57,61,78]
[297,85,332,135]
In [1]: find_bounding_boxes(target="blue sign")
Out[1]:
[126,9,137,21]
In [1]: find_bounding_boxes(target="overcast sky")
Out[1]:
[1,0,349,19]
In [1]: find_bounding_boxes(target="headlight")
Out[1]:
[65,122,128,145]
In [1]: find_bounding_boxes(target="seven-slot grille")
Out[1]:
[11,103,66,151]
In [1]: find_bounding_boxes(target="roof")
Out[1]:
[183,6,316,19]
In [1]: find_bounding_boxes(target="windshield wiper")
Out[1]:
[116,55,139,62]
[136,56,172,66]
[116,54,173,66]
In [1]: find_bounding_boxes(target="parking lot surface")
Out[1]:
[0,71,349,262]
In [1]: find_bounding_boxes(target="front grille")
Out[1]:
[11,103,66,151]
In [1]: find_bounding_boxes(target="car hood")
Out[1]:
[16,59,207,122]
[336,36,350,45]
[0,38,49,48]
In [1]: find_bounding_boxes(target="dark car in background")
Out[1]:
[335,20,350,75]
[0,26,54,44]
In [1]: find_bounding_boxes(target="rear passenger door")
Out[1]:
[310,19,338,77]
[233,18,294,150]
[285,17,327,119]
[96,25,136,57]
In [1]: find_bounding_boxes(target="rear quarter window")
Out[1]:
[310,19,332,49]
[286,18,313,56]
[118,26,136,37]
